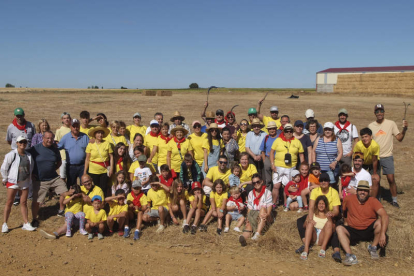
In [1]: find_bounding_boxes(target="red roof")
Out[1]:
[317,66,414,74]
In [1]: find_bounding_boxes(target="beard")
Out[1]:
[357,192,369,203]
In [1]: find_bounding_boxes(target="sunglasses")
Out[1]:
[193,124,201,128]
[210,129,218,132]
[284,130,293,133]
[324,128,333,131]
[240,123,248,126]
[227,116,234,119]
[253,126,261,129]
[216,113,223,116]
[270,111,279,113]
[219,161,228,165]
[252,181,261,185]
[295,125,304,128]
[375,110,384,114]
[18,141,28,144]
[248,114,256,116]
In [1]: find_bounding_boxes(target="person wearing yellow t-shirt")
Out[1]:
[84,127,114,196]
[188,121,208,167]
[85,195,107,240]
[145,120,161,169]
[202,123,224,174]
[203,155,231,195]
[149,123,171,171]
[238,152,258,191]
[168,179,189,227]
[105,189,129,237]
[142,178,171,233]
[257,96,282,134]
[108,121,127,150]
[186,181,207,234]
[237,119,250,153]
[55,112,71,179]
[167,125,194,173]
[200,179,228,234]
[79,111,95,139]
[127,180,148,240]
[127,112,147,143]
[128,148,156,183]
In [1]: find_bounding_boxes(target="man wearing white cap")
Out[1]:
[145,119,161,171]
[257,96,281,133]
[55,112,72,180]
[334,108,359,167]
[145,112,163,135]
[303,109,323,135]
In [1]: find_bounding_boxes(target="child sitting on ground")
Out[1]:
[338,164,354,199]
[159,164,177,187]
[228,163,241,188]
[301,162,321,210]
[179,153,203,190]
[142,176,170,233]
[224,186,245,233]
[168,179,189,228]
[105,189,129,237]
[185,182,207,235]
[200,179,228,235]
[85,195,107,240]
[284,170,304,212]
[126,180,148,241]
[133,155,152,194]
[111,170,129,196]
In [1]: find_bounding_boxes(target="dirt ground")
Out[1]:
[0,90,413,275]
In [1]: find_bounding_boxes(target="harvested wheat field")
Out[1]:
[0,90,413,276]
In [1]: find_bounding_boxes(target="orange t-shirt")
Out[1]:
[309,174,320,185]
[343,195,383,230]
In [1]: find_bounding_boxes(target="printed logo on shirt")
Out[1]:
[336,129,350,143]
[375,130,386,137]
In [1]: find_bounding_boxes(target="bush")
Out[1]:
[5,83,15,88]
[189,83,199,89]
[121,86,127,89]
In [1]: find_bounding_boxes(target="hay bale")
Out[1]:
[143,90,157,96]
[157,90,172,96]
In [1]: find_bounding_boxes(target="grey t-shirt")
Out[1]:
[6,122,36,149]
[17,154,30,182]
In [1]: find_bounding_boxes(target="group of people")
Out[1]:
[1,98,408,265]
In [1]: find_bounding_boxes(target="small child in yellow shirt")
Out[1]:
[200,179,228,235]
[127,180,148,241]
[301,162,321,210]
[105,189,129,237]
[85,195,107,240]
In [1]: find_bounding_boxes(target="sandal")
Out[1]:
[319,249,326,258]
[300,252,308,260]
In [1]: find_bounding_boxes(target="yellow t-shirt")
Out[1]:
[353,140,380,165]
[144,133,159,164]
[80,125,94,139]
[85,140,113,174]
[262,116,281,134]
[64,196,83,215]
[188,194,207,210]
[55,125,71,160]
[271,137,304,168]
[147,188,169,210]
[128,161,156,175]
[127,125,147,143]
[126,192,149,213]
[188,133,208,167]
[236,131,248,153]
[310,187,341,211]
[368,119,400,158]
[167,190,189,205]
[156,136,171,166]
[107,200,128,220]
[85,208,107,223]
[81,185,105,213]
[239,164,258,187]
[167,139,193,173]
[202,138,224,152]
[205,166,231,186]
[210,191,228,209]
[108,134,127,147]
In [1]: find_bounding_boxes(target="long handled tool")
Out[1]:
[207,86,217,103]
[403,102,411,120]
[230,104,239,113]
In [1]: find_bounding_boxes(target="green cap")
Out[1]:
[338,108,348,115]
[14,108,24,116]
[248,108,257,115]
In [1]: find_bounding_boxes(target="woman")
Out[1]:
[238,152,258,194]
[127,112,147,143]
[149,123,171,170]
[167,125,194,173]
[1,136,36,232]
[293,120,312,167]
[145,120,160,170]
[119,121,131,146]
[188,121,208,168]
[306,119,320,147]
[129,133,145,162]
[108,121,127,149]
[222,127,239,165]
[84,127,114,196]
[225,111,239,138]
[236,119,249,153]
[96,113,111,134]
[202,123,223,174]
[313,122,343,184]
[238,174,273,246]
[31,119,50,146]
[113,142,131,185]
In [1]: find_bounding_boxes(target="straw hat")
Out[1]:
[205,111,215,119]
[207,123,220,131]
[266,121,277,129]
[171,125,189,137]
[357,180,371,190]
[170,111,185,122]
[89,126,110,138]
[250,118,264,128]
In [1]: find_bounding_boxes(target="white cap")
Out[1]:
[305,109,315,118]
[71,118,80,126]
[133,112,141,118]
[323,122,334,129]
[291,170,300,177]
[270,106,279,112]
[16,135,27,142]
[150,119,159,126]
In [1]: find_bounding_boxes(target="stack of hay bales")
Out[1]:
[142,90,157,96]
[334,72,414,94]
[156,90,172,96]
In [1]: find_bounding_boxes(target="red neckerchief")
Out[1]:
[159,169,177,186]
[149,131,160,137]
[214,119,227,128]
[174,137,186,149]
[279,126,284,131]
[279,132,294,143]
[224,111,235,124]
[253,186,266,206]
[130,191,144,208]
[160,134,172,144]
[117,157,123,171]
[12,118,27,132]
[335,121,351,132]
[341,176,352,188]
[228,196,243,211]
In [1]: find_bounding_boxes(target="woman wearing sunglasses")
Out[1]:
[202,123,224,174]
[236,119,250,153]
[188,121,208,168]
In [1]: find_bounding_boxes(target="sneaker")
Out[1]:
[190,225,197,235]
[295,245,305,254]
[223,227,229,233]
[303,206,309,210]
[297,208,303,213]
[216,228,222,235]
[39,229,56,239]
[233,227,242,233]
[79,229,88,235]
[118,230,123,236]
[199,224,207,232]
[239,235,247,247]
[368,244,379,259]
[97,233,104,240]
[31,219,39,228]
[283,207,289,212]
[272,204,277,211]
[343,254,358,266]
[123,227,130,238]
[2,223,8,233]
[391,201,400,208]
[318,249,326,258]
[300,252,308,260]
[57,209,65,217]
[183,225,190,234]
[88,233,94,240]
[156,225,165,233]
[332,251,342,263]
[66,231,71,237]
[22,223,36,231]
[134,230,140,241]
[251,232,260,241]
[13,198,20,206]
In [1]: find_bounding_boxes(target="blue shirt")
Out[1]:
[229,174,240,187]
[58,132,89,165]
[245,131,266,155]
[201,125,207,133]
[28,143,61,181]
[259,135,277,157]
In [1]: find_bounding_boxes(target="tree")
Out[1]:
[189,83,199,89]
[5,83,15,88]
[88,86,91,89]
[121,86,127,89]
[94,86,99,89]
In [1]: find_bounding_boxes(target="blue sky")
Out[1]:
[1,0,413,89]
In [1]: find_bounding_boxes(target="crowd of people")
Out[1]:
[1,98,408,265]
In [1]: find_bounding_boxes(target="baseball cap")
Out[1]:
[71,119,80,126]
[192,120,201,127]
[16,135,27,143]
[338,108,348,115]
[91,195,102,202]
[138,155,147,162]
[60,112,70,119]
[319,172,330,182]
[133,112,141,118]
[132,180,142,188]
[270,106,279,112]
[323,122,334,129]
[248,108,257,115]
[284,123,293,130]
[192,181,201,190]
[216,109,224,115]
[353,152,364,160]
[357,180,371,190]
[150,119,159,126]
[374,104,384,111]
[305,109,315,118]
[310,162,320,170]
[294,120,304,127]
[291,170,300,177]
[14,108,24,116]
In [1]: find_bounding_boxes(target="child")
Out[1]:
[228,163,241,188]
[126,180,148,241]
[168,179,189,228]
[185,182,207,235]
[284,170,304,212]
[224,186,245,233]
[179,153,203,190]
[112,170,129,196]
[159,164,177,187]
[128,147,156,182]
[133,155,152,194]
[200,179,228,235]
[301,162,321,209]
[142,176,170,233]
[338,164,354,199]
[85,195,107,240]
[119,121,131,146]
[105,189,129,237]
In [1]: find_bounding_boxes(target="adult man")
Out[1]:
[334,108,359,167]
[79,111,94,139]
[169,111,191,136]
[29,131,68,226]
[257,95,282,133]
[368,104,408,208]
[145,120,161,170]
[200,111,215,133]
[245,118,266,176]
[145,112,163,135]
[6,107,36,149]
[276,115,290,137]
[214,109,227,128]
[247,108,258,124]
[202,155,231,196]
[332,180,389,265]
[303,109,323,135]
[344,153,376,197]
[55,112,72,180]
[259,121,278,190]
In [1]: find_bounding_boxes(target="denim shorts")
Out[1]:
[228,212,242,221]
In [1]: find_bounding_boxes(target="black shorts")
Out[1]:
[345,221,376,245]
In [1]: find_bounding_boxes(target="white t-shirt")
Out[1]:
[334,122,358,155]
[134,167,152,190]
[349,168,372,188]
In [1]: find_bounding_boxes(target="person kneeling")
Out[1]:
[105,189,128,237]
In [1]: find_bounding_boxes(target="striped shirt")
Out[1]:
[315,137,338,171]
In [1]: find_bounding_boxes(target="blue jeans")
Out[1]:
[286,196,303,208]
[67,164,85,188]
